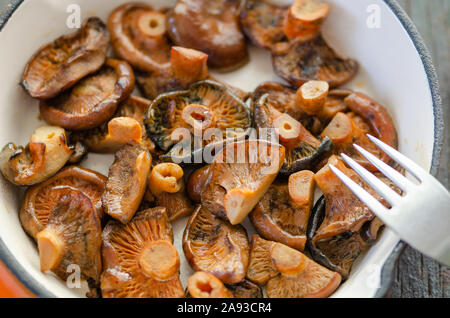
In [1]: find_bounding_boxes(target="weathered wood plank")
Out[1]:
[389,0,449,298]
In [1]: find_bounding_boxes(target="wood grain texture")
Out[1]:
[389,0,449,298]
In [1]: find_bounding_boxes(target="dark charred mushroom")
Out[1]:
[226,279,263,298]
[67,141,88,164]
[72,96,154,154]
[320,92,398,171]
[144,80,251,162]
[36,187,102,286]
[102,142,152,224]
[108,3,172,73]
[148,163,194,222]
[272,34,358,88]
[20,165,106,239]
[22,17,109,99]
[100,207,184,298]
[250,170,315,251]
[0,126,73,186]
[253,93,332,174]
[166,0,248,70]
[246,235,341,297]
[183,205,250,284]
[202,140,285,225]
[240,0,288,50]
[187,271,234,298]
[40,58,135,131]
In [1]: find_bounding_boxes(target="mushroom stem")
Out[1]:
[107,117,143,143]
[284,0,329,40]
[138,11,166,38]
[273,113,302,149]
[181,104,215,131]
[270,243,307,276]
[36,228,65,273]
[321,112,354,143]
[288,170,315,206]
[139,240,180,281]
[187,272,233,298]
[297,80,329,115]
[223,188,257,225]
[171,47,209,84]
[148,163,184,195]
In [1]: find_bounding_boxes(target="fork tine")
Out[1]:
[353,143,415,193]
[329,164,391,216]
[340,154,401,207]
[366,134,428,182]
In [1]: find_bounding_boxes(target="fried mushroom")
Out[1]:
[40,58,135,131]
[72,96,154,153]
[226,279,263,298]
[22,17,109,99]
[272,34,358,88]
[240,0,288,50]
[20,165,106,239]
[250,170,315,251]
[167,0,248,71]
[36,187,102,286]
[246,235,341,297]
[102,142,152,224]
[284,0,329,41]
[202,140,285,225]
[183,205,250,284]
[0,126,73,186]
[253,93,332,174]
[148,163,194,222]
[187,271,233,298]
[100,207,184,298]
[144,80,251,161]
[108,3,172,73]
[187,165,211,203]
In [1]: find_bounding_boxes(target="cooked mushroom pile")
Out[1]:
[1,0,401,298]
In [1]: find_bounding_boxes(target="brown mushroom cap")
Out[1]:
[240,0,288,50]
[166,0,248,70]
[101,207,184,298]
[102,142,152,224]
[20,165,106,239]
[250,171,315,251]
[0,126,73,186]
[187,271,233,298]
[202,140,285,225]
[73,96,154,154]
[272,34,359,88]
[108,3,172,73]
[22,17,109,99]
[36,187,102,284]
[40,58,135,131]
[183,205,250,284]
[226,279,263,298]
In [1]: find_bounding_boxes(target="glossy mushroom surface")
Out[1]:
[72,96,153,153]
[253,93,332,174]
[0,126,73,186]
[183,205,250,284]
[187,271,233,298]
[144,80,251,161]
[201,140,285,225]
[36,187,102,286]
[167,0,248,70]
[108,3,171,73]
[250,170,315,251]
[40,58,135,131]
[102,142,152,224]
[20,165,106,239]
[22,17,109,99]
[100,207,184,298]
[272,35,358,88]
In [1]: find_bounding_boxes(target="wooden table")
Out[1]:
[387,0,449,298]
[0,0,448,298]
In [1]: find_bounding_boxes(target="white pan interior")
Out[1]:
[0,0,436,297]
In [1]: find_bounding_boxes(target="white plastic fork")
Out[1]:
[329,134,450,266]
